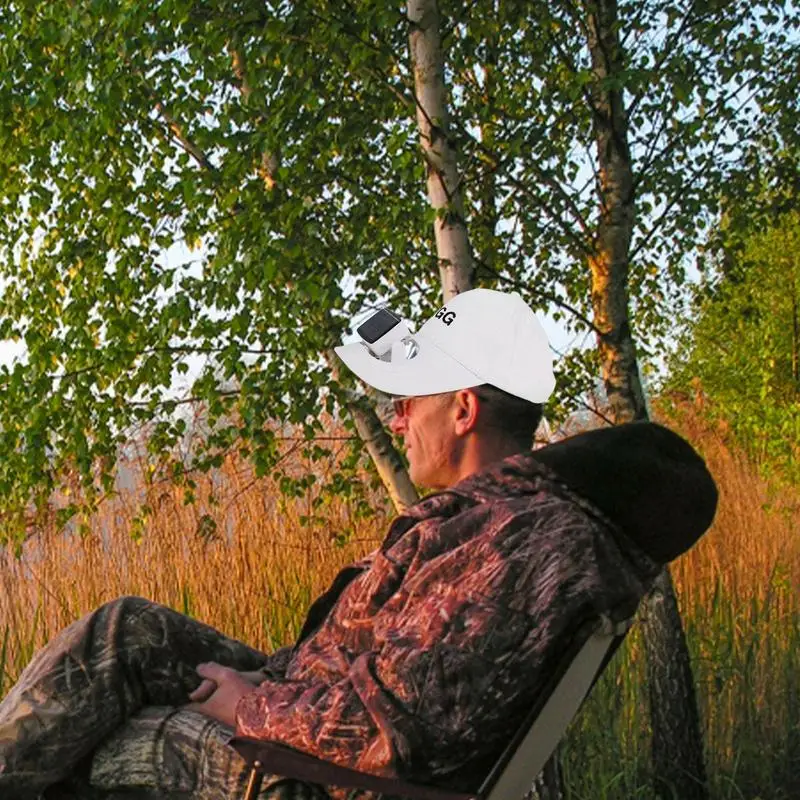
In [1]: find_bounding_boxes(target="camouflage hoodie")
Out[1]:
[235,422,717,791]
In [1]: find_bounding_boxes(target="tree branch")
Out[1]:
[152,100,216,173]
[631,85,763,262]
[626,0,702,117]
[49,344,283,384]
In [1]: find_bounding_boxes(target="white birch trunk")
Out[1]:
[325,352,419,513]
[347,398,419,512]
[407,0,474,302]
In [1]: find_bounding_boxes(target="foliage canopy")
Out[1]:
[0,0,798,539]
[666,210,800,482]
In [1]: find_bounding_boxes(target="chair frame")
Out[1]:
[231,615,630,800]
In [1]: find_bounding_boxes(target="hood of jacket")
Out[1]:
[440,421,718,565]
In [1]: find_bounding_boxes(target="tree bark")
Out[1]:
[407,0,475,301]
[475,13,501,285]
[645,569,709,799]
[584,0,646,425]
[324,0,475,517]
[325,352,419,513]
[584,2,708,797]
[526,752,565,800]
[346,396,419,512]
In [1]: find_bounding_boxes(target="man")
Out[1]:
[0,289,717,799]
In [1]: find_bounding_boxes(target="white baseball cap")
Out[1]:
[334,288,555,403]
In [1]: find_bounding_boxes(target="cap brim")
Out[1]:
[334,337,481,397]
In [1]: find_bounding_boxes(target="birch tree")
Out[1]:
[0,1,426,535]
[408,0,474,300]
[0,1,798,794]
[406,3,565,797]
[582,4,705,794]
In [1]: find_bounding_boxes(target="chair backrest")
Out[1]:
[480,614,631,800]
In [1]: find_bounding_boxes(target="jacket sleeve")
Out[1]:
[235,499,650,780]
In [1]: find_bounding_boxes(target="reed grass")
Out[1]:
[0,437,389,691]
[0,407,797,799]
[564,405,800,800]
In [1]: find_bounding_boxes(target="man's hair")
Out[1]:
[471,384,544,448]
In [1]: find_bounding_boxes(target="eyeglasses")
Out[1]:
[375,390,484,426]
[375,394,414,425]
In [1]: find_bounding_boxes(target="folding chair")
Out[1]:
[230,613,631,800]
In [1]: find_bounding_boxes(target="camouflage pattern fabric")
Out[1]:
[237,453,661,790]
[0,596,304,799]
[0,449,668,799]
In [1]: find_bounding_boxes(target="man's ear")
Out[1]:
[452,389,481,436]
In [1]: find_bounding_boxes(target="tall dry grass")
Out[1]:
[564,405,800,800]
[0,407,798,799]
[668,406,799,799]
[0,438,388,690]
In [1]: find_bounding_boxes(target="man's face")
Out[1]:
[388,393,460,490]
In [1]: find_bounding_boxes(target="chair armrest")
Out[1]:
[229,737,478,800]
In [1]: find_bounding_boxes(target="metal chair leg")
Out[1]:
[243,761,265,800]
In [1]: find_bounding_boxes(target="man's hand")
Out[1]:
[184,663,262,728]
